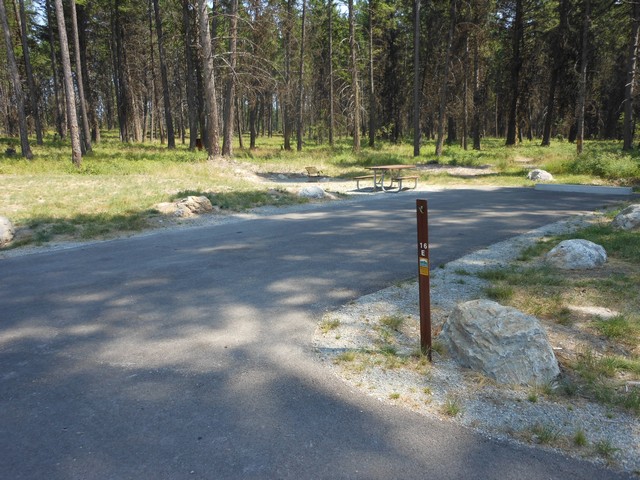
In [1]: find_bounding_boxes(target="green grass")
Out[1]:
[595,315,640,340]
[319,318,341,334]
[594,439,620,460]
[531,423,561,445]
[379,315,405,331]
[573,429,588,447]
[573,349,640,414]
[442,396,463,417]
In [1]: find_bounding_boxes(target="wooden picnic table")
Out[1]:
[365,164,417,191]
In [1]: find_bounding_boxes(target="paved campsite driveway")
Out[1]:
[0,187,634,479]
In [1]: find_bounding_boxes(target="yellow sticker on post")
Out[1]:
[419,257,429,276]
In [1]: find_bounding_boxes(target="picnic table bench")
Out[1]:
[355,165,418,192]
[354,175,375,189]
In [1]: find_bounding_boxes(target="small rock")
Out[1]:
[298,186,325,199]
[527,169,554,182]
[611,204,640,231]
[0,216,15,247]
[439,299,560,385]
[545,239,606,270]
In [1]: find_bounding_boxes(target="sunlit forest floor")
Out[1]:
[1,131,639,246]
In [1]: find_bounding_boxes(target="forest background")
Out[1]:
[1,0,640,244]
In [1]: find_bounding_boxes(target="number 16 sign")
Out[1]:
[416,199,432,361]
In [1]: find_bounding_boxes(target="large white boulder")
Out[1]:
[439,299,560,386]
[0,216,15,248]
[527,169,554,182]
[545,239,606,270]
[611,204,640,231]
[298,186,325,199]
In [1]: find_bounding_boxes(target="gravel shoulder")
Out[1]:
[313,214,640,476]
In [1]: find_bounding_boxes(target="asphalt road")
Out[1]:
[0,187,634,479]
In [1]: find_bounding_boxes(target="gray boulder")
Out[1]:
[298,186,325,199]
[545,239,606,270]
[439,299,559,386]
[527,169,554,182]
[611,204,640,231]
[0,216,15,248]
[177,196,213,216]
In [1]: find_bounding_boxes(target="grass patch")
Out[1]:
[594,439,620,460]
[319,318,341,334]
[516,240,553,261]
[335,351,356,363]
[442,396,463,417]
[573,429,588,447]
[573,349,640,414]
[485,284,515,302]
[595,315,640,340]
[379,315,405,331]
[531,423,561,445]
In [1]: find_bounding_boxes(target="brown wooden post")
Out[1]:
[416,199,432,361]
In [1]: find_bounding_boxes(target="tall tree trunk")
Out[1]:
[624,0,640,151]
[113,0,132,142]
[0,0,32,158]
[76,4,99,143]
[54,0,82,166]
[462,34,469,150]
[222,0,238,156]
[70,0,91,153]
[472,36,481,150]
[328,0,335,147]
[413,0,421,156]
[576,0,590,155]
[368,0,375,148]
[283,0,293,151]
[197,0,221,159]
[18,0,43,145]
[183,0,199,150]
[506,0,523,146]
[45,0,65,139]
[235,96,244,148]
[542,0,569,147]
[296,0,306,151]
[147,1,158,142]
[153,0,175,148]
[348,0,360,152]
[435,0,456,157]
[250,100,257,149]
